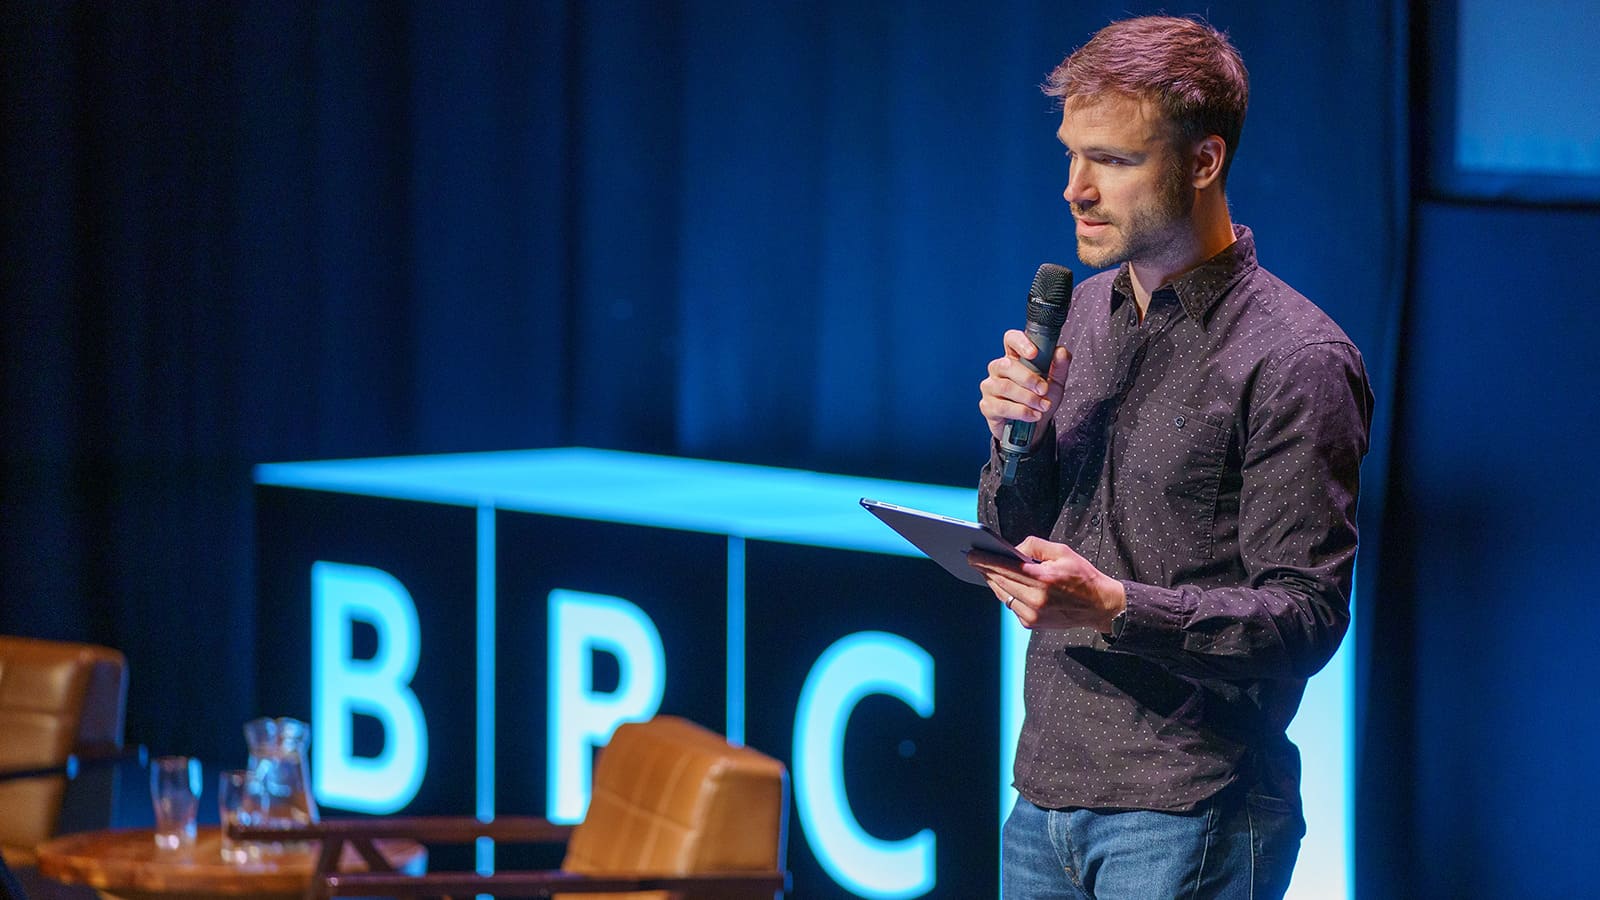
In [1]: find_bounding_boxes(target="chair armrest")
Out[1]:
[324,868,791,898]
[0,745,146,784]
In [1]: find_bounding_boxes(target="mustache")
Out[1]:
[1072,204,1110,222]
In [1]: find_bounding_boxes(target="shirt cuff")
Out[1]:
[1104,580,1192,654]
[985,434,1054,484]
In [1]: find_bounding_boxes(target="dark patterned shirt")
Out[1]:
[979,225,1373,812]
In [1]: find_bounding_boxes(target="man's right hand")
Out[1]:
[978,330,1071,447]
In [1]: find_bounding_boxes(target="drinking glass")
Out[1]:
[150,756,201,851]
[218,769,264,863]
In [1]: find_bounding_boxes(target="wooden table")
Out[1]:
[35,827,426,900]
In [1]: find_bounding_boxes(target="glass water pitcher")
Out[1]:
[243,716,319,828]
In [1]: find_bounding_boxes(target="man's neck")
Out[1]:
[1128,200,1235,320]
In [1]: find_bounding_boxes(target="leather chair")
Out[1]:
[236,715,790,900]
[0,636,129,870]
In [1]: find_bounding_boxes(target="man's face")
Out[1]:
[1056,95,1195,270]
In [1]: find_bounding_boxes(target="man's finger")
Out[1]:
[1048,346,1072,387]
[1003,329,1038,360]
[967,548,1024,576]
[1015,536,1068,560]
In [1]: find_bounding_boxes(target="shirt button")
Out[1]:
[1174,415,1186,429]
[1090,512,1101,526]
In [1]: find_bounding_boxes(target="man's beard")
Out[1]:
[1073,158,1194,270]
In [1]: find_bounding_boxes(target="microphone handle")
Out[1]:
[998,325,1061,484]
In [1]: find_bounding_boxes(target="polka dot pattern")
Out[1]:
[979,225,1374,812]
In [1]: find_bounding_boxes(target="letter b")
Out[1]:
[311,561,428,813]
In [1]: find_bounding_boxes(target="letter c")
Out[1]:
[794,631,935,899]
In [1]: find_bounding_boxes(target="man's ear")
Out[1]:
[1190,135,1227,189]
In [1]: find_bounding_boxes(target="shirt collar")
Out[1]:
[1110,224,1257,324]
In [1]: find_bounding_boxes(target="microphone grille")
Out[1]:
[1030,263,1074,307]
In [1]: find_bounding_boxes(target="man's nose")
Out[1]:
[1063,166,1096,206]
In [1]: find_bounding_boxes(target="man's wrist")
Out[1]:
[1107,607,1128,640]
[1098,576,1128,635]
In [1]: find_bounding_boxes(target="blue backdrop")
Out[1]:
[4,1,1594,897]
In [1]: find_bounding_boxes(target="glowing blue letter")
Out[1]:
[547,589,665,823]
[794,631,935,899]
[311,561,428,813]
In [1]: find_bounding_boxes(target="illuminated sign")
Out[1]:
[255,448,1350,899]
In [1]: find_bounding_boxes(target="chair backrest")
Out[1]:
[0,636,128,866]
[561,715,789,900]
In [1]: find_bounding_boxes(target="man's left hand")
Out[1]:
[968,536,1127,632]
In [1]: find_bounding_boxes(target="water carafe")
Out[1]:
[243,716,319,830]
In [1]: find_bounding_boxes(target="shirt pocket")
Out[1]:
[1115,397,1228,563]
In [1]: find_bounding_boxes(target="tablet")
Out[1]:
[859,498,1033,585]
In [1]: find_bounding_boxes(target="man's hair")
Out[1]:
[1043,16,1249,183]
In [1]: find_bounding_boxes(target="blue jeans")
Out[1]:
[1001,790,1303,899]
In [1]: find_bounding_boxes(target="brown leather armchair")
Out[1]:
[236,715,790,900]
[0,636,129,870]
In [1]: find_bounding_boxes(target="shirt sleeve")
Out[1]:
[1107,339,1373,682]
[977,422,1060,544]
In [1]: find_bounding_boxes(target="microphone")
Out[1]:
[998,263,1073,486]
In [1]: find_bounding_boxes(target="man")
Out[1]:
[969,15,1372,899]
